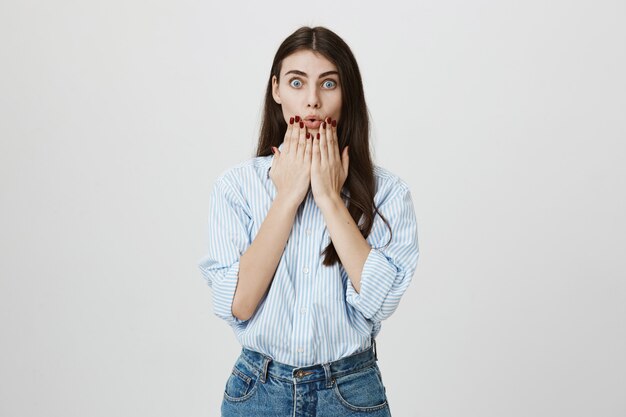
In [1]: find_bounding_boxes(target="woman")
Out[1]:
[198,26,419,416]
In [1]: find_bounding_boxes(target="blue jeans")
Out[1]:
[221,343,392,416]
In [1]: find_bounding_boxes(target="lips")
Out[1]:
[303,114,322,129]
[304,119,322,129]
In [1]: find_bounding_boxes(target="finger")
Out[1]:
[304,129,313,164]
[292,117,304,154]
[333,120,341,160]
[282,117,294,154]
[312,129,321,166]
[327,118,339,164]
[342,145,350,177]
[297,124,308,160]
[322,117,333,164]
[319,122,328,166]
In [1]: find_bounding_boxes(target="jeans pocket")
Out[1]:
[333,364,389,412]
[223,362,259,402]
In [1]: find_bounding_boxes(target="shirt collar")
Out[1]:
[262,142,285,179]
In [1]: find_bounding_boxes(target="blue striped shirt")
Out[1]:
[197,144,419,367]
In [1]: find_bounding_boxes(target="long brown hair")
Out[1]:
[256,26,391,266]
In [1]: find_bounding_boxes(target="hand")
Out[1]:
[269,116,312,207]
[311,117,349,206]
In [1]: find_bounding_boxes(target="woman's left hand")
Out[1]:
[311,117,349,206]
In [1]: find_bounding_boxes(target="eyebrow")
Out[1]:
[284,70,339,78]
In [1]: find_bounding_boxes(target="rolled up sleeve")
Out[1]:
[345,184,419,322]
[197,176,251,327]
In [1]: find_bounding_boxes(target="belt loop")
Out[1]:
[260,356,271,383]
[372,337,378,361]
[322,363,333,388]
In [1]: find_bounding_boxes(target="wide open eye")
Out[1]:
[289,78,303,88]
[323,80,337,88]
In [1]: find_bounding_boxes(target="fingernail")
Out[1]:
[271,147,276,154]
[332,119,337,127]
[322,121,326,129]
[299,121,304,128]
[289,117,294,124]
[295,115,301,122]
[325,117,331,123]
[316,133,320,139]
[306,132,310,139]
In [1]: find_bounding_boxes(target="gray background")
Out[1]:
[1,0,624,416]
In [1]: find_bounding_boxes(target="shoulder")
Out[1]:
[372,165,412,203]
[214,154,273,189]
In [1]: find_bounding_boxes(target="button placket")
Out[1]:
[291,193,320,367]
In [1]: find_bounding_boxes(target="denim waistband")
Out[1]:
[238,341,378,387]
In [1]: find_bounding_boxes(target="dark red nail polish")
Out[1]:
[299,121,304,128]
[295,115,301,122]
[289,117,294,124]
[332,119,337,127]
[306,132,310,139]
[322,122,326,129]
[316,133,320,139]
[271,147,276,154]
[325,117,331,123]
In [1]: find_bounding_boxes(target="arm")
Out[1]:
[233,117,314,320]
[318,184,419,322]
[310,119,419,317]
[310,119,371,290]
[199,117,312,324]
[197,177,254,326]
[197,176,300,325]
[343,185,419,322]
[316,196,371,293]
[232,194,299,321]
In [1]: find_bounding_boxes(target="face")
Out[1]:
[272,49,342,134]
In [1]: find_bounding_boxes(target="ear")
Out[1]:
[271,75,281,104]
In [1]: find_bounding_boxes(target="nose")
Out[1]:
[307,85,320,109]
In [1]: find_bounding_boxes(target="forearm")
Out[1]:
[318,195,371,293]
[232,194,299,321]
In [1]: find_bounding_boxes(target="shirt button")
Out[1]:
[306,229,312,236]
[303,267,309,274]
[300,307,307,314]
[297,347,304,353]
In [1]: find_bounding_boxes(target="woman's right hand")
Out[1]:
[269,116,312,207]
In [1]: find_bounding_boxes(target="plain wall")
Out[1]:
[1,0,624,416]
